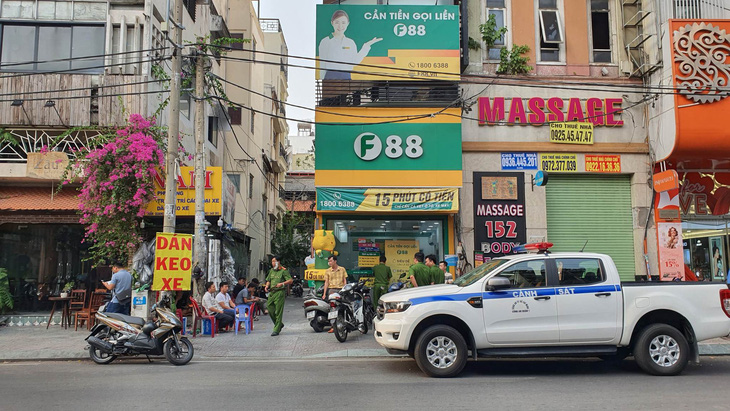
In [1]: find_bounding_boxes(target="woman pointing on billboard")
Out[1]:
[318,10,382,80]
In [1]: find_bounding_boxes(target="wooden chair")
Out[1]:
[69,289,87,313]
[75,292,105,331]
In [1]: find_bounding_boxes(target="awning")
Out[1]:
[0,186,77,211]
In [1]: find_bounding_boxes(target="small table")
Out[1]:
[47,296,73,329]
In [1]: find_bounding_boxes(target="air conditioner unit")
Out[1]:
[210,15,224,33]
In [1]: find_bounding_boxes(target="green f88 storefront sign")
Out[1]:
[316,4,460,81]
[314,107,462,187]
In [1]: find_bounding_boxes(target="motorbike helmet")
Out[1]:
[142,321,156,336]
[388,282,404,293]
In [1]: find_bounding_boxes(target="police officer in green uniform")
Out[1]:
[371,255,392,304]
[408,252,431,287]
[426,254,444,285]
[265,256,292,336]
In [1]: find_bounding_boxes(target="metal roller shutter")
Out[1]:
[546,175,636,281]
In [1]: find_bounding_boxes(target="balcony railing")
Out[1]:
[0,73,152,128]
[316,80,459,107]
[260,19,282,33]
[279,143,288,162]
[660,0,730,19]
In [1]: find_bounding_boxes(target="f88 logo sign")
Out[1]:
[354,132,423,161]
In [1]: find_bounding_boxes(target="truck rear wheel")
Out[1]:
[633,323,689,376]
[414,325,467,378]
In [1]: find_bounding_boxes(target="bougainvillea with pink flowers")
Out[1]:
[63,114,166,266]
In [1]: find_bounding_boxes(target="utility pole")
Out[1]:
[193,48,206,300]
[163,0,183,233]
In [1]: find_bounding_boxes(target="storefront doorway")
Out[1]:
[324,216,448,282]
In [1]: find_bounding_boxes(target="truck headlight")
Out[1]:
[384,301,411,314]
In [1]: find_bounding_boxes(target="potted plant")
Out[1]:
[60,281,74,298]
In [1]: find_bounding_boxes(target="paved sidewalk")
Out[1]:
[2,296,730,361]
[0,296,388,361]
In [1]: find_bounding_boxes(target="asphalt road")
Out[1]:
[2,356,729,410]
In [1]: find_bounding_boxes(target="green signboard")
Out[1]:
[316,4,460,81]
[314,107,462,188]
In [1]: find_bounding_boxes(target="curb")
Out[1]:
[3,350,729,363]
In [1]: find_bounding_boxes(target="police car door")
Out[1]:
[484,258,559,345]
[554,257,621,343]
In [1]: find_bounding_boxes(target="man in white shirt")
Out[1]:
[203,281,234,331]
[216,281,236,318]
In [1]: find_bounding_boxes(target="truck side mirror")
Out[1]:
[485,276,511,291]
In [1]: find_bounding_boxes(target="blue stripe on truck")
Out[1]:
[409,284,618,306]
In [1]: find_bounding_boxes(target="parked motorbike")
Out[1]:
[328,280,375,343]
[291,274,304,298]
[85,295,193,366]
[303,286,330,332]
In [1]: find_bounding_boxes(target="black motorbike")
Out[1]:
[329,280,375,343]
[85,295,193,365]
[291,274,304,298]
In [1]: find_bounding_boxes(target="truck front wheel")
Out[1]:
[414,325,468,378]
[633,323,689,376]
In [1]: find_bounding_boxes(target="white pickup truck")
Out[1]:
[374,247,730,378]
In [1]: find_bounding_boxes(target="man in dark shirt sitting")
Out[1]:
[231,277,246,299]
[235,281,268,319]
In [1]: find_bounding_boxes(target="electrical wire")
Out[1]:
[200,43,703,95]
[0,55,169,80]
[0,47,169,69]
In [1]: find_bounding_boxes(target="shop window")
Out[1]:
[0,24,105,72]
[537,0,563,62]
[497,260,547,288]
[590,0,612,63]
[556,258,605,285]
[485,0,509,61]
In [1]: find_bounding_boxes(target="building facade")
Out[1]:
[643,0,730,281]
[459,0,656,280]
[0,0,288,312]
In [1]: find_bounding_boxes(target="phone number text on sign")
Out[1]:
[549,122,594,144]
[501,153,538,170]
[539,153,578,173]
[585,155,621,173]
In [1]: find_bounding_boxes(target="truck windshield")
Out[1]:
[453,259,509,287]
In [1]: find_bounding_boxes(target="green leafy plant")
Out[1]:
[0,268,13,313]
[271,213,314,272]
[479,14,508,53]
[468,37,482,51]
[497,44,533,75]
[63,281,75,292]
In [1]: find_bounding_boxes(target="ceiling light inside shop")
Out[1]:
[420,220,426,223]
[385,220,390,223]
[350,220,355,223]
